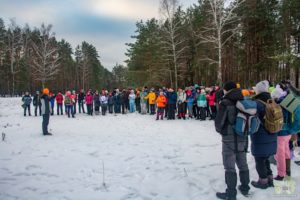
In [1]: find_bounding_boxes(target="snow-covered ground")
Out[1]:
[0,98,299,200]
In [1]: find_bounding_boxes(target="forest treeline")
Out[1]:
[125,0,300,89]
[0,19,127,95]
[0,0,300,95]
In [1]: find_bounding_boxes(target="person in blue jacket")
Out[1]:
[22,92,32,116]
[251,80,278,189]
[166,88,177,120]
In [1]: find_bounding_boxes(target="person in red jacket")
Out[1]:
[55,92,64,115]
[85,91,93,116]
[207,88,217,120]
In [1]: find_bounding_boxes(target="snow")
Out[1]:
[0,97,299,200]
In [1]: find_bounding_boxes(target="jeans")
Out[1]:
[42,114,50,134]
[57,104,63,115]
[129,101,135,113]
[66,105,74,118]
[24,105,31,116]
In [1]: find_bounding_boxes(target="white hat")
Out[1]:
[254,80,269,95]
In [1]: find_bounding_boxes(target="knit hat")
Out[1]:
[223,81,237,92]
[254,80,269,95]
[43,88,49,95]
[242,89,250,97]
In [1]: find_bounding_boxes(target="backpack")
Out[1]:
[234,99,260,136]
[258,99,284,134]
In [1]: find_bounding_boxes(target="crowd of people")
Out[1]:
[20,81,300,200]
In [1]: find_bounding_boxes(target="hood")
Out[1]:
[253,92,271,102]
[224,88,243,102]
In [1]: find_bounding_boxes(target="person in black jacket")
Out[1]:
[78,89,85,113]
[214,81,250,200]
[251,80,277,189]
[41,88,52,136]
[33,91,42,116]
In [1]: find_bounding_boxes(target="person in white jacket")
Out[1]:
[177,88,186,119]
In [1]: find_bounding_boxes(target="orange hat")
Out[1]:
[242,89,250,97]
[43,88,49,95]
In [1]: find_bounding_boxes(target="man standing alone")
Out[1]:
[41,88,52,136]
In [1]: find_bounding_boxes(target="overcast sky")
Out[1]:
[0,0,198,71]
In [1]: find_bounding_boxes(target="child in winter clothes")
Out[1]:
[22,92,32,116]
[129,90,136,113]
[140,88,148,114]
[186,89,194,118]
[144,88,156,115]
[100,91,109,115]
[49,93,55,115]
[156,91,167,120]
[93,91,100,115]
[166,88,177,120]
[33,91,42,116]
[251,80,277,189]
[55,92,64,115]
[177,88,186,119]
[208,88,217,120]
[135,89,141,113]
[196,89,207,120]
[113,89,121,114]
[108,92,114,114]
[64,91,75,118]
[71,90,77,114]
[85,91,93,116]
[78,89,85,113]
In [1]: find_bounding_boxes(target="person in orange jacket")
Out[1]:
[144,88,157,115]
[156,91,167,120]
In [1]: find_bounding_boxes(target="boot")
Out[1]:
[251,178,269,189]
[268,175,274,187]
[286,159,291,177]
[216,172,237,200]
[274,175,284,181]
[238,170,250,196]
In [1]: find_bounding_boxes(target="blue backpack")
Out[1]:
[234,99,260,136]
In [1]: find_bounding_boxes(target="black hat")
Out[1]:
[223,81,237,91]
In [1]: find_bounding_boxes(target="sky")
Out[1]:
[0,0,198,71]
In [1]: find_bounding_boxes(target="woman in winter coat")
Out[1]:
[166,88,177,120]
[85,91,93,116]
[22,92,32,116]
[196,89,207,120]
[93,91,100,115]
[251,80,278,189]
[214,81,250,200]
[135,89,141,113]
[113,89,121,114]
[177,88,186,119]
[100,91,109,115]
[128,90,136,113]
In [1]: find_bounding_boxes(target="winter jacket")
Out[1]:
[78,92,85,103]
[140,91,148,104]
[108,96,114,105]
[156,95,167,108]
[33,94,41,106]
[64,95,73,106]
[50,96,55,107]
[113,93,121,105]
[214,89,248,152]
[85,94,93,105]
[129,93,136,103]
[145,92,156,105]
[177,92,186,104]
[207,92,216,106]
[55,93,64,104]
[100,95,108,105]
[186,92,194,106]
[196,93,207,107]
[41,94,51,115]
[166,92,177,105]
[251,92,277,157]
[93,94,100,107]
[22,95,32,106]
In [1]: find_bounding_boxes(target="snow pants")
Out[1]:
[275,135,291,177]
